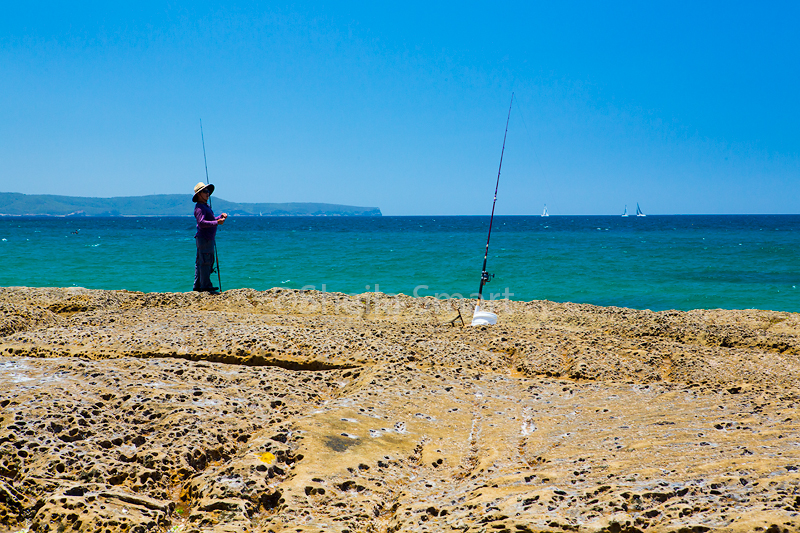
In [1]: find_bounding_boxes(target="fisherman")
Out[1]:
[192,182,228,294]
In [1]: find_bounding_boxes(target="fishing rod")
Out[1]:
[200,119,222,292]
[477,93,513,302]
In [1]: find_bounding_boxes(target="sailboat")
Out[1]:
[636,203,646,217]
[622,205,628,217]
[541,204,549,217]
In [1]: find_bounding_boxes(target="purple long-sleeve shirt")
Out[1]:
[195,202,221,239]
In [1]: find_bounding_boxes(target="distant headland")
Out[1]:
[0,192,381,217]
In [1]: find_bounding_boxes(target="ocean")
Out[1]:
[1,215,798,313]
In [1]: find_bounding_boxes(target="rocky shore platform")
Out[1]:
[1,286,799,533]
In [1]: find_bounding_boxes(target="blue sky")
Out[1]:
[1,1,798,215]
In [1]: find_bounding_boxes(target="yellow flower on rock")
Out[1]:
[258,452,276,464]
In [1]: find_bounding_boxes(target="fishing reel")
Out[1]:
[481,271,495,283]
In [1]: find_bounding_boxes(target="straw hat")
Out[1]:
[192,182,215,202]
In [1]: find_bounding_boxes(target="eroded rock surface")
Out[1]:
[1,287,799,533]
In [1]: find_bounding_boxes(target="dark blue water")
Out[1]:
[2,215,798,312]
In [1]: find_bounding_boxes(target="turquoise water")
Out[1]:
[1,215,798,312]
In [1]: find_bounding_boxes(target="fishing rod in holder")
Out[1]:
[471,93,513,326]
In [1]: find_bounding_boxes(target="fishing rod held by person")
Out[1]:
[472,93,514,327]
[201,119,222,292]
[192,120,227,295]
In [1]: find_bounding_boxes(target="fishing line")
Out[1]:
[200,119,222,292]
[512,94,556,214]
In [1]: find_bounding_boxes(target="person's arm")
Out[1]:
[195,205,218,228]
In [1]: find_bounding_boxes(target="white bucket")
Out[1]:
[471,305,498,326]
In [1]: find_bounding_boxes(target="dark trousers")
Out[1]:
[194,237,216,290]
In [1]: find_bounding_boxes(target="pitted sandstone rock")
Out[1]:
[1,287,799,532]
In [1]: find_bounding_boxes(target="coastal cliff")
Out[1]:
[1,287,799,532]
[0,193,382,217]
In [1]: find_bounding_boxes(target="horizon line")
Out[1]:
[3,213,799,218]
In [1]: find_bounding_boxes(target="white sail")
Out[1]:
[636,203,646,217]
[541,204,549,217]
[622,205,628,217]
